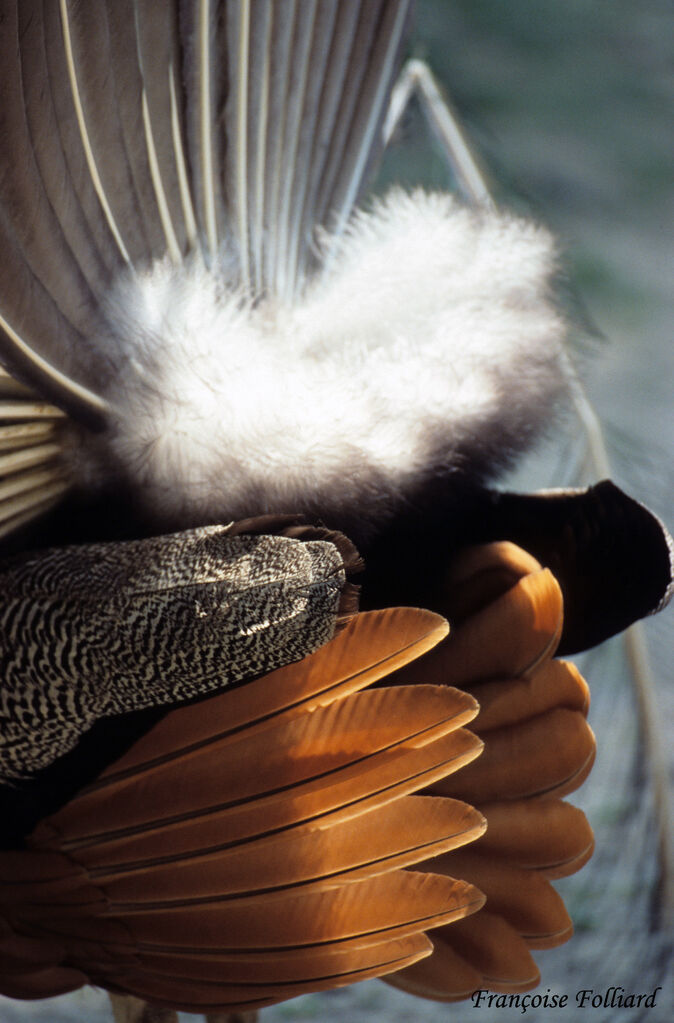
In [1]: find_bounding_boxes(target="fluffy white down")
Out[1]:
[99,191,567,531]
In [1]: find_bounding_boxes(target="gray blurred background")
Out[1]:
[2,2,671,1021]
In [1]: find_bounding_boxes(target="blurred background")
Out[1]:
[2,1,671,1020]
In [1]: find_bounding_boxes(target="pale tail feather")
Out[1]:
[0,0,413,427]
[0,368,71,539]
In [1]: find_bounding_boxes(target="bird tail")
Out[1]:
[0,369,71,540]
[0,0,412,427]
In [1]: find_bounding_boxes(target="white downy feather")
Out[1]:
[82,190,566,534]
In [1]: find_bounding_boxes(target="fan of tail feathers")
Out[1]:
[0,2,672,1023]
[0,0,410,419]
[0,0,577,548]
[0,0,412,547]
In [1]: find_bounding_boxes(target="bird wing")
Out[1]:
[381,542,596,1000]
[0,602,489,1010]
[0,544,600,1012]
[0,516,361,835]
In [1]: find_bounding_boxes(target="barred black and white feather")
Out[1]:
[0,521,355,781]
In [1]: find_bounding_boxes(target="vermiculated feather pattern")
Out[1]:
[0,525,349,781]
[76,191,567,539]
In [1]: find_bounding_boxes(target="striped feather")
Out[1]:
[58,0,146,265]
[134,0,195,261]
[17,2,114,295]
[0,522,359,782]
[0,3,111,373]
[0,369,71,539]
